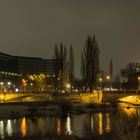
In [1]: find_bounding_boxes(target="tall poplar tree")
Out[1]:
[81,35,100,92]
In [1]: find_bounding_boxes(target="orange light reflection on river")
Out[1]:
[21,118,27,137]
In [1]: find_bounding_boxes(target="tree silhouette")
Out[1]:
[81,35,100,92]
[54,43,67,92]
[69,45,74,93]
[121,62,140,89]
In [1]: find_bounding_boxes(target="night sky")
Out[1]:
[0,0,140,78]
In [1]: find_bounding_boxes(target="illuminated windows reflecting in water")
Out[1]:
[6,120,13,137]
[66,115,72,135]
[105,113,111,133]
[21,118,27,137]
[56,118,61,136]
[98,113,103,135]
[0,121,4,139]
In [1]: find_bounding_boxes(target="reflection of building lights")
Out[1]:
[6,120,13,137]
[57,118,61,136]
[105,113,111,133]
[0,121,4,139]
[30,83,33,86]
[21,118,27,137]
[66,115,72,135]
[98,113,103,135]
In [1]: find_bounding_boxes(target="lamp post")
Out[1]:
[99,78,102,89]
[106,76,110,90]
[138,77,140,92]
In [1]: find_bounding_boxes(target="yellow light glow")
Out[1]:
[106,76,110,80]
[21,118,27,137]
[0,95,4,100]
[66,83,71,89]
[99,78,102,82]
[98,113,103,135]
[0,82,3,85]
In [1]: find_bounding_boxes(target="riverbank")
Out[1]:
[0,101,117,120]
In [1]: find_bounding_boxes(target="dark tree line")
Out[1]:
[53,34,100,93]
[121,62,140,89]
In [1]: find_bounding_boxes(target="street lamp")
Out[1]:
[106,76,110,90]
[0,82,4,85]
[99,78,102,89]
[138,77,140,91]
[7,82,11,86]
[66,83,71,89]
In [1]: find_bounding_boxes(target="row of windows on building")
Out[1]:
[0,52,55,76]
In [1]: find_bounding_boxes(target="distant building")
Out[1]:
[15,56,45,75]
[0,52,16,73]
[44,59,55,75]
[0,52,55,75]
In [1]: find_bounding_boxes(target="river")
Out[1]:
[0,103,140,140]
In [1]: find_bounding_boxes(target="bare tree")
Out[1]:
[81,53,86,91]
[109,59,113,87]
[69,45,74,93]
[81,35,100,92]
[121,62,140,89]
[54,43,67,91]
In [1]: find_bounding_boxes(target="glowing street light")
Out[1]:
[106,76,110,80]
[0,82,4,85]
[99,78,103,89]
[138,77,140,91]
[66,83,71,89]
[7,82,11,86]
[106,76,110,90]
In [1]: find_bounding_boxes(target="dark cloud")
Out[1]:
[0,0,140,77]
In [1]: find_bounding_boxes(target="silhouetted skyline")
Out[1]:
[0,0,140,78]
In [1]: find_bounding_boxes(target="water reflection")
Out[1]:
[0,106,140,139]
[105,113,111,133]
[0,121,4,139]
[21,118,27,137]
[98,113,103,135]
[65,114,72,135]
[56,118,61,136]
[6,120,13,137]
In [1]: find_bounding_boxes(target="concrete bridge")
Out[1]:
[102,91,139,103]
